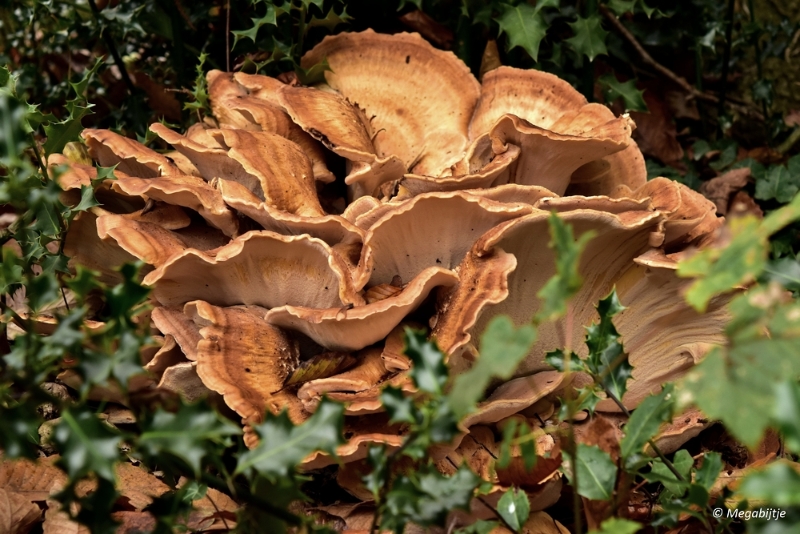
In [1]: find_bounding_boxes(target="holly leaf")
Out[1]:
[606,0,637,15]
[589,518,641,534]
[755,164,800,203]
[599,74,648,112]
[495,3,548,62]
[308,6,351,30]
[236,399,344,480]
[137,402,241,477]
[232,4,281,47]
[43,118,87,159]
[566,16,608,61]
[620,385,674,461]
[448,316,537,419]
[381,386,416,424]
[565,444,617,501]
[536,212,595,322]
[496,488,530,531]
[585,290,632,402]
[405,329,449,395]
[53,408,122,481]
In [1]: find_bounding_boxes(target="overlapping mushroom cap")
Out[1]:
[55,30,728,520]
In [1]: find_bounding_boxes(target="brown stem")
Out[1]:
[225,0,231,72]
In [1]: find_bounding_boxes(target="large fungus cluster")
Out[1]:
[52,30,729,524]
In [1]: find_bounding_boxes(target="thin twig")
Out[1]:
[225,0,231,72]
[599,6,717,104]
[87,0,137,95]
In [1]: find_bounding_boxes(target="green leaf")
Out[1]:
[644,450,692,496]
[739,462,800,506]
[398,0,423,10]
[589,518,641,534]
[565,444,617,501]
[0,404,42,459]
[763,258,800,291]
[233,4,279,47]
[404,329,449,395]
[678,196,800,311]
[448,316,537,419]
[773,381,800,453]
[236,399,344,480]
[536,212,595,322]
[308,6,351,30]
[184,53,210,114]
[606,0,637,16]
[694,452,722,491]
[137,402,241,477]
[382,465,479,531]
[73,185,101,212]
[566,16,608,61]
[43,118,86,159]
[381,386,417,424]
[599,74,648,113]
[585,290,632,401]
[53,408,122,481]
[620,385,675,461]
[545,349,589,373]
[294,58,331,86]
[755,164,800,204]
[0,248,23,293]
[496,488,530,531]
[495,4,548,62]
[456,521,499,534]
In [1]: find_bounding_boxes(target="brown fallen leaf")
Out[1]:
[699,167,750,215]
[0,456,66,501]
[116,463,170,511]
[398,10,454,49]
[630,89,684,165]
[728,190,764,219]
[0,487,41,534]
[42,501,89,534]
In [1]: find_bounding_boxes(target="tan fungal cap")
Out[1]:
[96,214,187,268]
[82,129,180,177]
[151,307,202,361]
[303,30,481,176]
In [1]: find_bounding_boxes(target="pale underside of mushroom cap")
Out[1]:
[111,175,239,237]
[81,128,181,178]
[143,230,357,309]
[303,30,481,176]
[361,191,533,287]
[265,266,459,351]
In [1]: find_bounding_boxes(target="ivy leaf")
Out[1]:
[137,402,241,477]
[755,164,800,203]
[405,329,449,395]
[589,518,641,534]
[599,74,648,113]
[536,212,595,322]
[448,316,537,419]
[585,290,632,402]
[236,399,344,480]
[620,385,675,461]
[565,444,617,501]
[496,488,530,531]
[53,408,122,481]
[566,16,608,61]
[496,4,548,62]
[739,462,800,506]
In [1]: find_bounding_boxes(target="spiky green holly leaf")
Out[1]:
[585,290,632,401]
[381,386,417,424]
[53,408,122,481]
[308,6,351,30]
[137,402,241,477]
[545,349,589,373]
[0,248,23,293]
[566,16,608,61]
[184,53,210,114]
[755,164,800,203]
[295,58,331,86]
[381,465,480,531]
[620,385,674,461]
[448,316,537,419]
[496,3,548,62]
[496,488,530,531]
[589,518,642,534]
[404,328,449,395]
[599,74,648,112]
[397,0,423,10]
[536,212,595,322]
[233,4,280,48]
[606,0,637,15]
[236,399,344,480]
[564,444,617,501]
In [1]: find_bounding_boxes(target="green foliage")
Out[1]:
[184,52,211,117]
[589,518,642,534]
[565,443,617,500]
[755,156,800,204]
[496,488,531,530]
[495,2,554,62]
[620,385,675,463]
[566,16,609,62]
[599,74,648,112]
